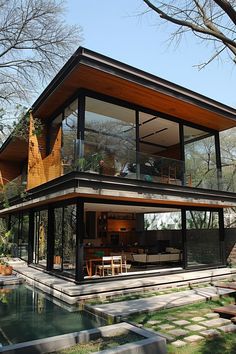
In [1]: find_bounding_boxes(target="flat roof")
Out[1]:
[1,46,236,161]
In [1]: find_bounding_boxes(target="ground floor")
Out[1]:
[1,196,232,282]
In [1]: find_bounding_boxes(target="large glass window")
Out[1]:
[19,213,29,261]
[84,97,136,175]
[144,210,183,256]
[53,207,63,271]
[224,207,236,266]
[62,100,78,172]
[53,204,76,277]
[33,210,48,267]
[186,210,221,267]
[220,127,236,193]
[63,204,76,275]
[139,112,182,184]
[184,126,217,189]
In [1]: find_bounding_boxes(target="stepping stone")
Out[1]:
[172,340,186,348]
[173,320,191,326]
[218,324,236,333]
[184,335,204,343]
[200,318,231,328]
[159,324,175,330]
[147,320,161,325]
[166,316,177,321]
[168,329,189,337]
[204,313,219,319]
[200,329,220,338]
[231,317,236,324]
[185,324,206,332]
[191,316,206,322]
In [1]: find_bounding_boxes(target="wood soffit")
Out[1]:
[33,58,236,131]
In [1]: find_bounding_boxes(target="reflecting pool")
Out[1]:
[0,285,105,346]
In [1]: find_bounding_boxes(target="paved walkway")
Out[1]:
[89,286,235,319]
[9,259,236,304]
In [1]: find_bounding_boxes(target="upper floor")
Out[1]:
[0,47,236,203]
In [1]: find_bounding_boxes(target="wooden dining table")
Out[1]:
[86,258,102,277]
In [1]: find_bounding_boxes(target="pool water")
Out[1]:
[0,285,105,346]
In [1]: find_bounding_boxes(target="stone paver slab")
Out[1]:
[191,316,206,322]
[184,335,204,343]
[166,316,177,321]
[168,329,189,337]
[172,340,187,347]
[159,324,175,330]
[200,329,220,338]
[185,324,206,331]
[200,318,231,328]
[147,320,161,325]
[204,313,219,318]
[231,317,236,323]
[173,320,191,326]
[218,324,236,333]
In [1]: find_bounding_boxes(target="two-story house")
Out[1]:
[0,47,236,282]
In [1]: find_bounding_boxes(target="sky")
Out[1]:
[65,0,236,108]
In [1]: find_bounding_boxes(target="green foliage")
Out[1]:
[0,219,15,256]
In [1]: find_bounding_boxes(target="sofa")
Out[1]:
[132,248,181,264]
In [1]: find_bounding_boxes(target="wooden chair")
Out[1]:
[95,256,122,277]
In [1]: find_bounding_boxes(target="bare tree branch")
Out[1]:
[0,0,82,108]
[142,0,236,66]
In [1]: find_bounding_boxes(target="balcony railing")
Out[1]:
[0,176,26,204]
[63,140,185,186]
[61,140,236,193]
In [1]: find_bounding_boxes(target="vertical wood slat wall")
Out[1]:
[27,113,62,190]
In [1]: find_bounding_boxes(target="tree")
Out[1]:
[0,0,82,107]
[141,0,236,68]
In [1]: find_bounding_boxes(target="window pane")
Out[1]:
[84,97,136,176]
[63,204,76,275]
[186,210,221,267]
[53,208,63,270]
[184,127,217,189]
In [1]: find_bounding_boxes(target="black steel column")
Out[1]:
[78,93,85,141]
[75,200,85,282]
[215,132,222,190]
[219,208,226,265]
[181,208,187,269]
[28,210,34,265]
[135,110,140,179]
[179,123,185,186]
[47,206,54,271]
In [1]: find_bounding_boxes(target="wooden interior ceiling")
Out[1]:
[0,137,28,162]
[34,64,236,131]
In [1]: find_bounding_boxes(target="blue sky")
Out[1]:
[65,0,235,108]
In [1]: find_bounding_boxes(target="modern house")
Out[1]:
[0,47,236,282]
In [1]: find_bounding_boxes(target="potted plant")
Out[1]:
[1,261,13,276]
[0,258,5,274]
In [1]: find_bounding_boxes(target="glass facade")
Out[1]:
[53,204,76,276]
[33,210,48,267]
[186,210,221,267]
[184,126,217,189]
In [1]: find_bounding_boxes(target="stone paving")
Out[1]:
[91,286,235,318]
[141,310,236,348]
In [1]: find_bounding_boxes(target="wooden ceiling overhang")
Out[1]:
[0,136,28,162]
[1,47,236,162]
[32,47,236,131]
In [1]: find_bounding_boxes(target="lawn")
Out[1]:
[128,295,236,354]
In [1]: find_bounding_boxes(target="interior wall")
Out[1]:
[139,230,182,251]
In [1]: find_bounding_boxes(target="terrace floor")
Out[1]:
[8,259,236,304]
